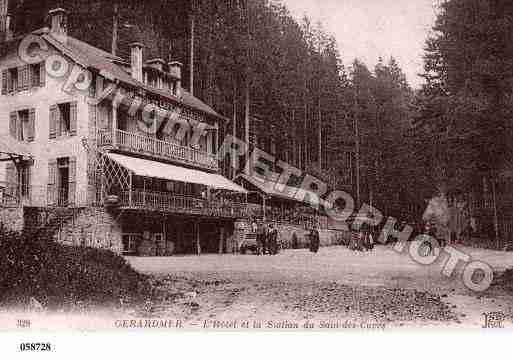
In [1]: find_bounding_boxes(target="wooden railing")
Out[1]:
[97,129,218,171]
[119,190,247,219]
[0,182,89,208]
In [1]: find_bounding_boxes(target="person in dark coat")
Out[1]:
[261,222,269,255]
[309,226,320,253]
[256,220,264,255]
[268,223,279,255]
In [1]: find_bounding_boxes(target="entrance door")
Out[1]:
[57,158,69,206]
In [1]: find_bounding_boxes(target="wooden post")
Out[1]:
[129,171,133,207]
[214,123,219,156]
[196,220,201,255]
[143,177,146,207]
[112,103,118,147]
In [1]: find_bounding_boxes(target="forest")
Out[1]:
[7,0,513,221]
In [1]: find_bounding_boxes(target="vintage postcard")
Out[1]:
[0,0,512,356]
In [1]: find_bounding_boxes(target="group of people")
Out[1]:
[348,223,375,252]
[423,190,476,247]
[252,220,280,255]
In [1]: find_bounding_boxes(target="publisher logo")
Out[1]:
[482,312,505,329]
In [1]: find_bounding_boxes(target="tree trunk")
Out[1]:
[111,2,119,56]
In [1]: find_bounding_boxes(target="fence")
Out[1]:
[118,190,247,218]
[0,182,89,208]
[98,129,218,171]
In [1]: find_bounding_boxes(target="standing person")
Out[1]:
[309,226,320,253]
[255,220,263,255]
[261,222,269,255]
[423,186,450,248]
[268,223,278,255]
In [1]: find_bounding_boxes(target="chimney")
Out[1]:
[129,42,144,82]
[147,58,165,72]
[168,61,183,97]
[49,8,68,42]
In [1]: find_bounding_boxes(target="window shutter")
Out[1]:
[17,66,23,91]
[26,165,32,196]
[49,105,57,139]
[28,108,36,142]
[1,70,7,95]
[7,70,12,93]
[39,62,46,87]
[70,101,78,136]
[23,65,30,91]
[31,65,38,88]
[68,156,77,205]
[5,163,17,201]
[5,163,16,184]
[47,159,57,206]
[9,111,17,139]
[56,105,62,137]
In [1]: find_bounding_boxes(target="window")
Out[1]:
[30,63,41,88]
[50,102,77,138]
[10,109,35,142]
[57,157,70,206]
[4,162,31,200]
[122,234,141,255]
[20,166,31,197]
[59,103,71,134]
[2,63,45,95]
[48,157,76,207]
[8,67,18,92]
[18,110,29,141]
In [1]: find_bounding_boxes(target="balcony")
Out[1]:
[97,129,219,172]
[117,190,247,219]
[0,182,89,208]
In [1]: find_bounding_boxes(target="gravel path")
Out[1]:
[127,245,513,328]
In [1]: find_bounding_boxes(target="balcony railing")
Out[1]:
[98,129,219,171]
[117,190,247,219]
[0,182,89,208]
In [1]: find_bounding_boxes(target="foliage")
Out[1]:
[0,226,151,309]
[414,0,513,195]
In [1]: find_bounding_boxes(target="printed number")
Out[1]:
[19,343,52,351]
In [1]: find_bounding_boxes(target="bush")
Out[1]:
[0,226,151,309]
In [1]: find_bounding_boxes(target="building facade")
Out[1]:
[0,8,248,256]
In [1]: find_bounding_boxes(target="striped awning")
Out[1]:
[106,153,247,193]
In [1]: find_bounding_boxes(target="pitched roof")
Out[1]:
[236,174,303,202]
[236,173,332,210]
[38,30,226,121]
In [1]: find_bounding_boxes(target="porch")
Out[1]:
[100,152,248,219]
[118,190,247,219]
[97,128,218,172]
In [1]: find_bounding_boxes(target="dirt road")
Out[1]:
[126,245,513,329]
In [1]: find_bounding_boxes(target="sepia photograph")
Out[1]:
[0,0,512,356]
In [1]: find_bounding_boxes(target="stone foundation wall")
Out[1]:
[23,206,123,254]
[0,207,24,232]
